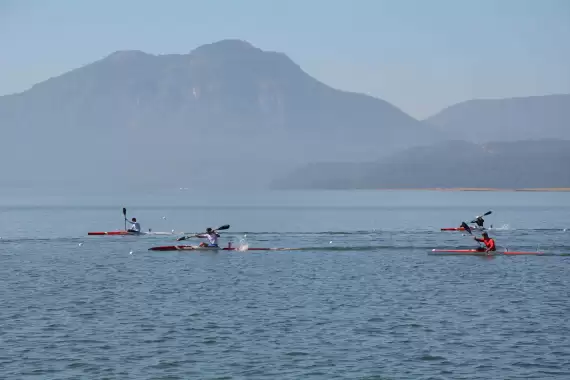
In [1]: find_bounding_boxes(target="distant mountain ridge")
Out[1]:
[273,139,570,189]
[424,94,570,142]
[1,39,567,190]
[0,39,439,189]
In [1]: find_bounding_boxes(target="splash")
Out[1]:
[238,235,249,251]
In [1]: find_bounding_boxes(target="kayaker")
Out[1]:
[474,231,496,252]
[196,228,220,247]
[472,215,485,228]
[126,217,141,233]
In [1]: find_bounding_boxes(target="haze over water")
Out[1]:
[1,190,569,378]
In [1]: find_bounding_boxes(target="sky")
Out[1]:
[1,0,569,118]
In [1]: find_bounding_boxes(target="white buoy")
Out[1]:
[162,216,166,220]
[329,241,333,244]
[129,250,133,255]
[78,243,83,247]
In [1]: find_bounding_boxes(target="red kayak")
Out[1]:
[440,226,488,231]
[430,249,544,256]
[148,245,299,252]
[88,230,174,236]
[88,231,131,236]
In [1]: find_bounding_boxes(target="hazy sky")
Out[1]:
[1,0,569,118]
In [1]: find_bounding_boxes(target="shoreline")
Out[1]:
[376,188,570,192]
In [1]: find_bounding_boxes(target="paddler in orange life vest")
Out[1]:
[196,228,220,247]
[474,231,496,252]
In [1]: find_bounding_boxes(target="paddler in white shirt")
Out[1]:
[196,228,220,247]
[126,217,141,233]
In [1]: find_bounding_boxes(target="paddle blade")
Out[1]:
[122,208,127,216]
[483,210,492,216]
[176,236,187,241]
[461,222,473,235]
[215,224,230,231]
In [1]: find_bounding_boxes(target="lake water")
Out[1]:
[1,190,569,379]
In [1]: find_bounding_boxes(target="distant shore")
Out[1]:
[378,188,570,192]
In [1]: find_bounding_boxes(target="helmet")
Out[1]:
[206,227,213,233]
[482,231,488,237]
[132,218,137,222]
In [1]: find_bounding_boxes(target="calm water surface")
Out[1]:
[0,190,569,379]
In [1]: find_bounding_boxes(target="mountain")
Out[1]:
[424,94,570,143]
[0,39,439,190]
[273,139,570,189]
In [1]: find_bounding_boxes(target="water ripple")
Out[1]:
[2,201,570,379]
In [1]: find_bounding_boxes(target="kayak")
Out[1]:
[148,245,299,252]
[429,249,544,256]
[88,230,174,236]
[440,226,486,231]
[88,231,131,235]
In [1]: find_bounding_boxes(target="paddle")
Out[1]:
[176,224,230,241]
[461,221,486,251]
[461,222,473,235]
[123,208,127,230]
